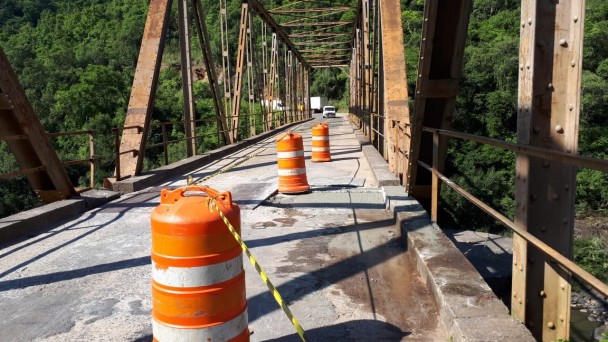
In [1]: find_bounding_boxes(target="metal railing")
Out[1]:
[420,126,608,297]
[0,130,95,189]
[111,107,311,180]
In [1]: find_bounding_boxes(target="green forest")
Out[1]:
[0,0,607,264]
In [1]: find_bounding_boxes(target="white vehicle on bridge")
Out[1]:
[322,105,336,118]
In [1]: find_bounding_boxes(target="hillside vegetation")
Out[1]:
[0,0,607,239]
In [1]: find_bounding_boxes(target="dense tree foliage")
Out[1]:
[399,0,608,231]
[0,0,607,226]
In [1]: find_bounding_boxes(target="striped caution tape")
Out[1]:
[186,148,267,186]
[207,197,307,342]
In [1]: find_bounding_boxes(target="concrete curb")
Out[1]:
[352,126,401,186]
[0,189,120,243]
[110,119,313,194]
[381,186,535,342]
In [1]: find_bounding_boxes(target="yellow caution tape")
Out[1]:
[207,197,307,342]
[187,148,267,186]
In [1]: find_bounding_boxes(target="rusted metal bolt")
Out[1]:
[555,125,564,133]
[559,39,567,47]
[547,321,555,329]
[539,290,546,298]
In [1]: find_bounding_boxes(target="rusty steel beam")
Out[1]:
[193,0,230,145]
[270,7,352,14]
[230,1,249,142]
[289,32,351,38]
[219,0,233,143]
[118,0,172,178]
[267,33,278,128]
[246,9,257,136]
[293,41,350,46]
[407,0,472,199]
[300,48,352,53]
[379,0,409,179]
[513,0,585,340]
[249,0,310,69]
[312,64,349,68]
[0,48,75,201]
[281,21,352,27]
[177,0,196,156]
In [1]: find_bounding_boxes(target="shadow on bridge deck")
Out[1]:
[0,114,532,341]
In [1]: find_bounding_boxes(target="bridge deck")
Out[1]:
[0,114,446,341]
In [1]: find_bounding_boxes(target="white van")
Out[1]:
[322,106,336,118]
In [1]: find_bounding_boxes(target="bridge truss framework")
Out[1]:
[1,0,608,341]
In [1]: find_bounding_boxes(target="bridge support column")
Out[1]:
[513,0,585,340]
[379,0,410,181]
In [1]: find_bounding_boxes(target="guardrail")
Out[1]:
[0,130,95,189]
[111,107,310,181]
[419,126,608,297]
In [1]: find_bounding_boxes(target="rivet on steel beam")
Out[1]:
[546,83,554,90]
[519,299,523,304]
[563,218,568,225]
[569,104,574,111]
[565,184,570,191]
[537,41,544,48]
[571,60,576,67]
[547,322,555,329]
[528,321,535,327]
[540,226,547,232]
[543,161,550,167]
[425,18,428,22]
[513,292,517,298]
[529,257,535,264]
[514,260,518,266]
[560,315,565,322]
[520,64,524,70]
[533,126,541,133]
[559,39,568,47]
[519,266,524,271]
[555,125,564,133]
[574,16,579,23]
[521,21,525,28]
[561,284,566,290]
[526,64,531,70]
[531,194,538,201]
[539,290,546,298]
[528,18,532,25]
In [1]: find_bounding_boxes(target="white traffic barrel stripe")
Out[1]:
[312,136,329,141]
[312,147,330,152]
[152,255,243,288]
[277,150,304,159]
[152,310,248,342]
[277,168,307,176]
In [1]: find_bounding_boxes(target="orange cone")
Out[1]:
[276,133,310,193]
[151,186,249,342]
[311,123,331,162]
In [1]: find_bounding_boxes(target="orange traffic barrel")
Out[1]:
[276,132,310,193]
[311,123,331,162]
[151,186,249,342]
